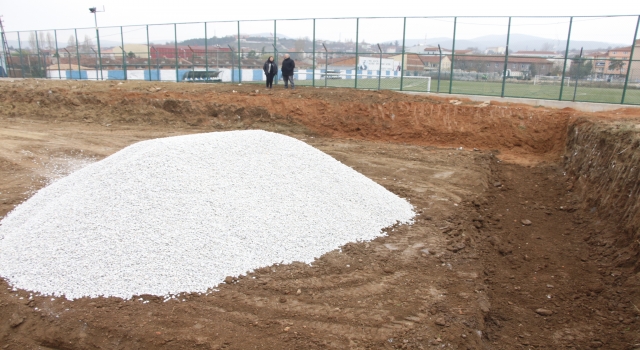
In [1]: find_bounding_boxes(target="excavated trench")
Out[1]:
[565,119,640,271]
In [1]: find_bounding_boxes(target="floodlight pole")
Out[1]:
[89,6,104,80]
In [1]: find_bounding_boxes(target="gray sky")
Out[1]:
[2,0,640,45]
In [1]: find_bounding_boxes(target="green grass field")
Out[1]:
[261,77,640,105]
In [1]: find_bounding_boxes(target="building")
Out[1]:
[450,55,554,76]
[512,50,557,58]
[109,44,150,60]
[389,53,451,72]
[590,46,632,79]
[406,45,473,55]
[149,45,231,60]
[484,46,506,55]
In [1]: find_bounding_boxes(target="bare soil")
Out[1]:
[0,79,639,349]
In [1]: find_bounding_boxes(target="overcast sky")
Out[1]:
[2,0,640,45]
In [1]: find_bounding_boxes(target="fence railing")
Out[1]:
[1,15,639,105]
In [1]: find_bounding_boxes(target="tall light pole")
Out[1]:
[89,6,104,80]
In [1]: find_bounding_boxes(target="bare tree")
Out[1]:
[292,39,306,60]
[540,42,554,51]
[46,32,55,50]
[466,47,481,54]
[67,35,76,49]
[82,35,94,52]
[28,32,37,52]
[38,32,46,49]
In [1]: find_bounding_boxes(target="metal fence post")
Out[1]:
[54,30,61,80]
[0,28,8,77]
[400,17,406,91]
[449,17,457,94]
[237,21,241,83]
[205,22,208,80]
[572,47,583,102]
[146,25,151,81]
[377,43,382,90]
[559,17,573,100]
[74,29,81,80]
[228,45,235,83]
[35,31,43,78]
[174,23,179,82]
[355,18,359,89]
[121,27,127,80]
[436,45,443,92]
[273,20,277,85]
[17,32,25,78]
[91,48,99,80]
[621,15,640,104]
[312,19,315,87]
[500,17,512,98]
[322,43,328,87]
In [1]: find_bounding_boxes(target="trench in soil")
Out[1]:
[0,80,639,349]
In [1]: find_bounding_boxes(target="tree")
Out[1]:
[607,59,626,76]
[247,50,258,59]
[294,39,305,52]
[28,32,37,52]
[67,35,76,48]
[46,32,55,49]
[540,42,554,51]
[82,35,94,51]
[293,39,306,59]
[38,32,45,48]
[529,63,538,77]
[128,51,136,59]
[569,55,592,79]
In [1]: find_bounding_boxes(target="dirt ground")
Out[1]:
[0,79,639,349]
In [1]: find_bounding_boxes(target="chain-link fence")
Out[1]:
[1,15,639,105]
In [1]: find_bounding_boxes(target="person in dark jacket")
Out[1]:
[263,56,278,89]
[281,54,295,89]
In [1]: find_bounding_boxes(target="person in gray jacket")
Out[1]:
[281,54,295,89]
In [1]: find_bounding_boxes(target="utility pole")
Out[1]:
[89,6,104,80]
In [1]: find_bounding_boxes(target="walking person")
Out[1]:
[263,56,278,89]
[281,54,295,89]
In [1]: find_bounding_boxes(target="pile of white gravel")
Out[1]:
[0,130,414,300]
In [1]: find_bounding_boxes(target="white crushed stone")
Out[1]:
[0,130,414,300]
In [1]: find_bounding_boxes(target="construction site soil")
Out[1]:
[0,79,639,349]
